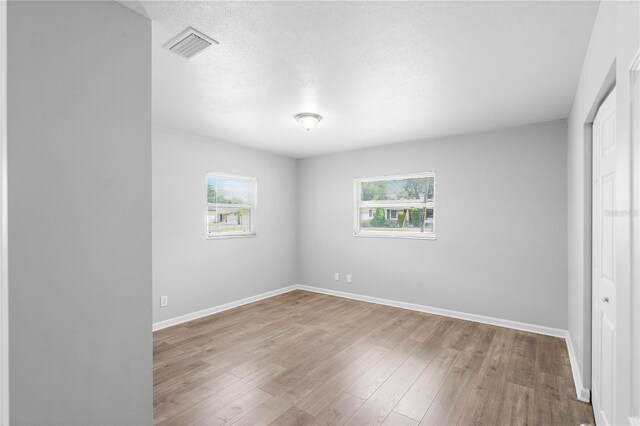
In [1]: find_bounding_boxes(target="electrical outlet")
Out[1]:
[334,272,340,281]
[346,274,352,283]
[160,295,168,307]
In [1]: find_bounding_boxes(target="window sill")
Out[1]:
[206,233,257,240]
[353,232,436,240]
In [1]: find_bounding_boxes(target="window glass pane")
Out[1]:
[356,173,435,238]
[206,173,255,238]
[425,208,434,232]
[207,207,251,234]
[361,177,428,204]
[359,207,431,233]
[207,176,250,205]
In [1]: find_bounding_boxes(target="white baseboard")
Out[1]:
[297,285,594,403]
[152,285,298,331]
[153,284,567,337]
[296,284,567,338]
[565,333,592,403]
[152,283,591,404]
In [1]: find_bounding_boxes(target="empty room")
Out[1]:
[2,0,640,425]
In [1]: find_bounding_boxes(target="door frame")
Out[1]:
[629,49,640,426]
[579,60,617,408]
[0,0,8,423]
[587,47,640,426]
[591,85,618,426]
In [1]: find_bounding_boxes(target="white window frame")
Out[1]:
[205,172,257,239]
[353,172,436,240]
[0,2,7,421]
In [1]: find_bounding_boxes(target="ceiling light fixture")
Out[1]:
[295,112,322,131]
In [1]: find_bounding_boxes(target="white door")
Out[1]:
[592,87,617,426]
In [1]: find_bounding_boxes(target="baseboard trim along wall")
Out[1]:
[297,285,567,338]
[152,283,590,402]
[565,334,592,402]
[153,284,564,337]
[152,285,298,331]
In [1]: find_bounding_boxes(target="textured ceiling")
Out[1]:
[121,1,598,158]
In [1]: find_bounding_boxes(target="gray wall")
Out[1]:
[152,127,298,324]
[567,1,640,417]
[8,1,152,424]
[566,0,616,397]
[298,120,568,329]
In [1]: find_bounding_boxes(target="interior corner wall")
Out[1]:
[567,0,616,401]
[298,120,569,330]
[152,127,298,324]
[7,1,152,424]
[567,4,640,421]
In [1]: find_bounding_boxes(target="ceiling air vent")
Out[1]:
[164,27,218,60]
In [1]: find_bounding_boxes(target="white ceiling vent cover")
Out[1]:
[164,27,218,60]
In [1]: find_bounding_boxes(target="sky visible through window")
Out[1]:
[361,177,434,202]
[207,176,250,205]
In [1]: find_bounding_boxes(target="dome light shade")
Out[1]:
[295,112,322,131]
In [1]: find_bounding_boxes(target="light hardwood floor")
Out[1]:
[153,290,595,425]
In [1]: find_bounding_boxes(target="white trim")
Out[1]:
[205,171,256,182]
[152,283,590,403]
[152,285,297,331]
[566,334,592,402]
[296,284,566,338]
[354,231,436,240]
[153,283,569,338]
[0,0,8,423]
[356,171,436,183]
[629,49,640,426]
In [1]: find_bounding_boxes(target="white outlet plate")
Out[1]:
[160,295,168,307]
[334,273,340,281]
[346,274,352,283]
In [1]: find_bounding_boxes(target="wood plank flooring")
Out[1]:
[154,290,595,425]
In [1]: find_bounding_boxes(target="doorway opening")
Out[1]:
[591,85,617,426]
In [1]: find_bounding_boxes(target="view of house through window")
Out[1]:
[206,173,256,238]
[354,172,435,238]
